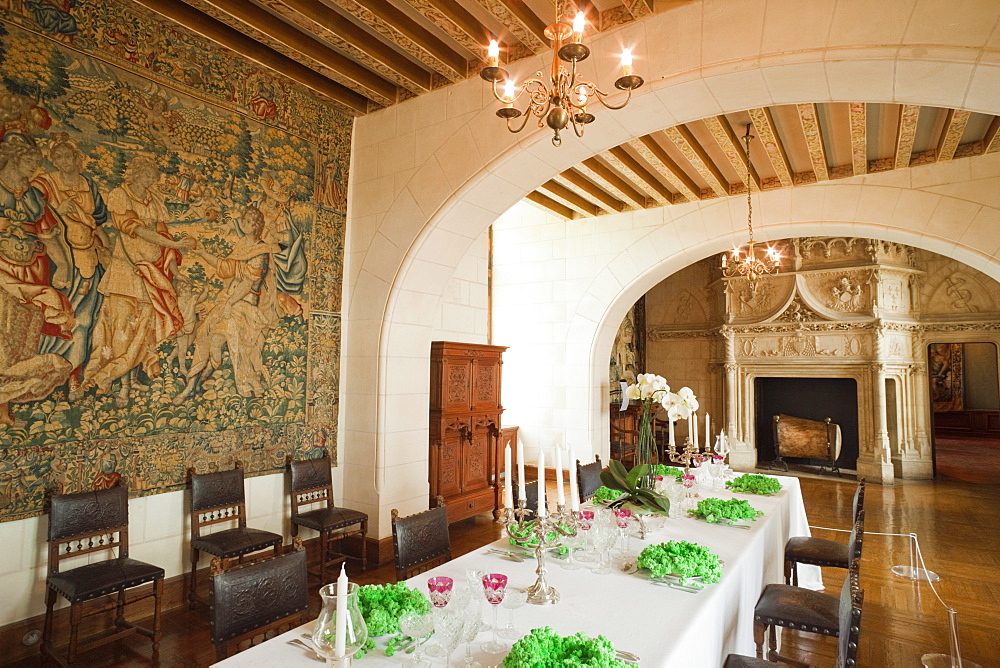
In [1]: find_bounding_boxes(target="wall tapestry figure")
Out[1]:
[930,343,964,412]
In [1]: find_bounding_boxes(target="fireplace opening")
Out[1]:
[754,377,859,470]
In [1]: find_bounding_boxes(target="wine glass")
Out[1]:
[432,606,465,666]
[613,508,633,558]
[459,603,483,667]
[480,573,508,654]
[399,611,433,668]
[560,531,582,570]
[428,576,454,608]
[465,569,489,631]
[575,510,596,562]
[589,513,617,575]
[497,588,528,640]
[665,480,686,519]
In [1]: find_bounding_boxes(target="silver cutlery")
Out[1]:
[286,637,324,662]
[615,649,641,663]
[486,548,525,561]
[651,580,702,594]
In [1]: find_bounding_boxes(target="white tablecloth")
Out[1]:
[215,476,821,668]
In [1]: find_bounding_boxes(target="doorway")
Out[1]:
[928,342,1000,483]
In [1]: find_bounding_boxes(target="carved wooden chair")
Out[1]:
[391,498,451,581]
[784,482,866,586]
[725,577,863,668]
[188,462,282,608]
[209,539,309,660]
[752,558,863,664]
[288,454,368,585]
[576,456,603,503]
[42,483,164,667]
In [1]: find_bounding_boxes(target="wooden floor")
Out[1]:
[11,475,998,667]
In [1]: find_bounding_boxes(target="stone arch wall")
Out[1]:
[346,0,1000,534]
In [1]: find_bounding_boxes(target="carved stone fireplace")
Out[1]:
[642,237,1000,484]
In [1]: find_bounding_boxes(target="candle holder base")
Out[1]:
[921,654,980,668]
[525,582,560,605]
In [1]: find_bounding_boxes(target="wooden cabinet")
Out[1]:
[429,342,507,524]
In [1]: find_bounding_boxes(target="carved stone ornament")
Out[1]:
[798,237,866,261]
[775,298,825,325]
[734,280,777,318]
[827,273,867,312]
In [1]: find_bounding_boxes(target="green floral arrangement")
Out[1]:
[637,540,723,583]
[356,582,431,637]
[651,464,683,479]
[503,627,627,667]
[592,485,626,504]
[726,473,782,495]
[691,497,764,525]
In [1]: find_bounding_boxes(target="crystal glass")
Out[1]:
[459,599,483,667]
[312,582,369,667]
[428,576,454,608]
[497,588,528,640]
[613,508,633,558]
[575,510,596,562]
[665,480,686,519]
[465,569,489,631]
[399,612,433,668]
[431,606,465,666]
[589,513,617,575]
[560,532,582,570]
[480,573,508,654]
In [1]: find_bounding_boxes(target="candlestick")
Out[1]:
[517,438,526,503]
[335,563,348,658]
[500,495,578,605]
[569,452,580,512]
[668,418,675,451]
[692,412,699,449]
[555,447,565,506]
[504,444,514,509]
[537,449,547,517]
[705,412,710,453]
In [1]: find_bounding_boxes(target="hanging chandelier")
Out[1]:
[479,1,643,147]
[721,124,781,280]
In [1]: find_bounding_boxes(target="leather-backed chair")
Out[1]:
[391,498,451,581]
[188,462,282,607]
[510,479,540,518]
[724,577,863,668]
[752,558,863,663]
[288,454,368,585]
[210,541,309,660]
[576,456,603,503]
[42,483,164,667]
[784,488,865,586]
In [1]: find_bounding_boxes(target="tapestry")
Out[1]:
[929,343,964,412]
[0,1,350,521]
[609,297,645,401]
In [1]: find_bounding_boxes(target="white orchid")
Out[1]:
[626,373,669,403]
[624,373,698,420]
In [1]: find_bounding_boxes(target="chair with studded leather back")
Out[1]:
[783,480,865,586]
[42,482,165,667]
[723,572,863,668]
[187,462,283,608]
[750,557,864,665]
[209,539,309,660]
[576,456,604,503]
[288,454,368,585]
[391,497,452,581]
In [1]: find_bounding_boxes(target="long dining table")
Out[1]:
[214,475,822,667]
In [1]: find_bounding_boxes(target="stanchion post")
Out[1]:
[891,532,940,582]
[919,608,981,668]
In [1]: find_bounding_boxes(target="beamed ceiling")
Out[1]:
[136,0,1000,220]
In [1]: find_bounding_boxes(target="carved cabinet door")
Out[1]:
[441,358,473,412]
[462,418,495,493]
[434,426,465,500]
[471,358,501,412]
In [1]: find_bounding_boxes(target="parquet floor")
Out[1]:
[9,476,998,667]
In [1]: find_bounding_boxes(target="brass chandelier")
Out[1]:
[479,2,643,147]
[721,124,781,280]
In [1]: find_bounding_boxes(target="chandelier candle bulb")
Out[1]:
[502,80,516,106]
[572,12,585,43]
[621,49,633,76]
[537,449,547,517]
[487,40,499,68]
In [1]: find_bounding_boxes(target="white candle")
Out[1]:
[517,438,526,504]
[569,452,580,512]
[668,418,675,450]
[705,413,710,452]
[503,444,514,509]
[335,564,348,657]
[692,412,698,448]
[537,449,547,517]
[555,447,565,506]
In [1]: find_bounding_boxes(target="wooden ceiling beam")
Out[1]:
[796,103,829,182]
[622,0,654,19]
[703,116,760,192]
[894,104,921,169]
[177,0,398,105]
[271,0,435,93]
[604,147,673,205]
[560,168,626,213]
[748,107,793,187]
[630,135,700,202]
[663,124,730,197]
[320,0,468,81]
[526,190,575,219]
[539,180,602,217]
[580,157,650,208]
[848,102,867,176]
[937,108,972,161]
[133,0,371,113]
[984,116,1000,154]
[402,0,497,59]
[473,0,549,53]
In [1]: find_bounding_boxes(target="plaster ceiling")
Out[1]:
[135,0,1000,220]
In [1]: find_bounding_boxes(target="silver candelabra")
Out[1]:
[500,499,578,605]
